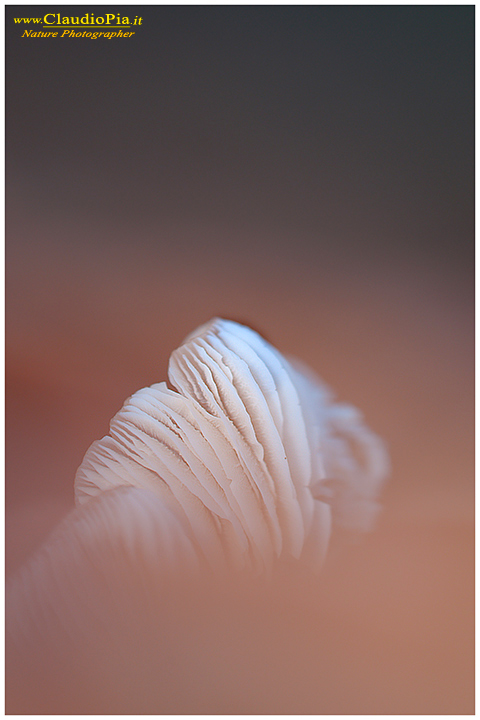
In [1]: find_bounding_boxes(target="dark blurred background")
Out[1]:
[6,6,474,713]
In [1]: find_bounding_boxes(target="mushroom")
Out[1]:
[6,317,389,713]
[75,317,389,573]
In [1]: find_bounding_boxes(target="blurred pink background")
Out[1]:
[6,6,473,713]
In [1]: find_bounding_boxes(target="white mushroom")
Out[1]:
[75,317,389,573]
[7,317,389,713]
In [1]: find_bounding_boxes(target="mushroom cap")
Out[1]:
[75,318,389,573]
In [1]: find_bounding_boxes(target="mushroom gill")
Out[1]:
[74,317,389,573]
[7,317,390,714]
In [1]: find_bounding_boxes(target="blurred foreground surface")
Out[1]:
[6,229,473,714]
[6,524,473,714]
